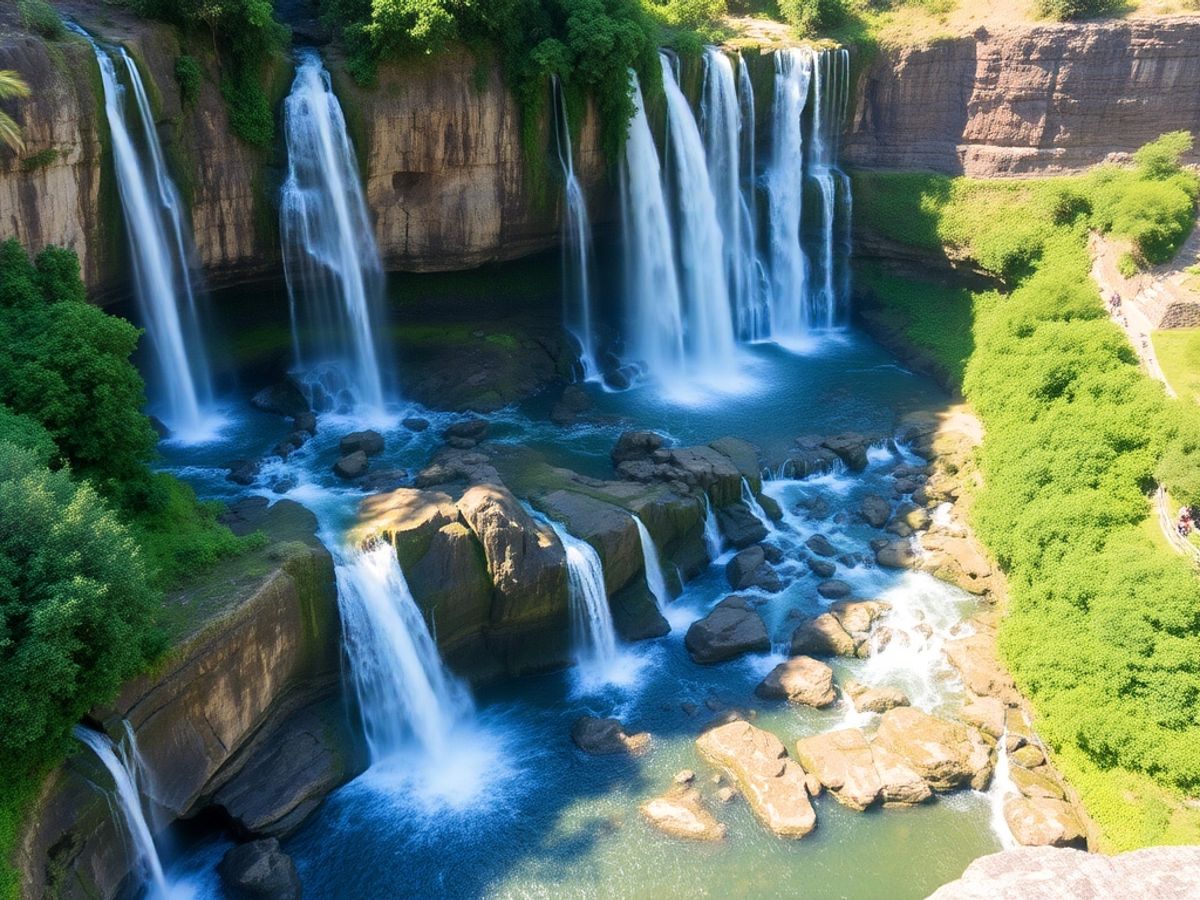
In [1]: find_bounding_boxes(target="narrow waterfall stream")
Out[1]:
[280,49,391,417]
[334,542,474,762]
[632,515,670,612]
[69,24,216,440]
[74,725,171,898]
[552,76,599,381]
[544,519,619,671]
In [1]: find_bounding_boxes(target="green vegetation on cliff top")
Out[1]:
[853,133,1200,851]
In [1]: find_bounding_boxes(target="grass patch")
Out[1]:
[1153,328,1200,405]
[20,148,57,173]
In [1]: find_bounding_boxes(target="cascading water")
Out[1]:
[335,543,473,761]
[552,77,598,381]
[659,53,738,379]
[70,24,215,440]
[74,725,170,898]
[632,515,670,611]
[620,74,687,385]
[808,48,852,329]
[280,49,390,416]
[703,495,724,561]
[545,519,618,668]
[740,477,774,533]
[766,47,815,342]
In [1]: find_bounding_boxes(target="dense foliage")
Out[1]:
[1035,0,1125,21]
[175,54,203,107]
[129,0,288,145]
[853,134,1200,849]
[779,0,848,34]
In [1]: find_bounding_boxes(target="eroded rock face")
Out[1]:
[847,18,1200,177]
[873,707,994,792]
[695,721,816,838]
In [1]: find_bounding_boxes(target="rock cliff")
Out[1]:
[17,499,355,900]
[846,16,1200,176]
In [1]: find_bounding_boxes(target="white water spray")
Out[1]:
[335,543,473,761]
[545,519,618,668]
[703,495,724,561]
[71,25,215,440]
[988,732,1020,850]
[741,477,774,533]
[632,515,670,611]
[281,49,390,416]
[74,725,170,898]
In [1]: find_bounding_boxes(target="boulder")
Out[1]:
[859,493,891,528]
[708,436,763,492]
[843,679,909,714]
[227,458,261,486]
[218,839,302,900]
[695,721,816,838]
[684,596,770,664]
[715,502,769,549]
[875,540,920,569]
[612,430,664,465]
[870,745,934,807]
[817,580,852,600]
[339,430,384,457]
[442,417,489,448]
[897,503,931,531]
[945,634,1019,703]
[784,440,841,478]
[1003,797,1086,848]
[726,546,784,593]
[571,716,650,756]
[822,434,870,471]
[293,412,317,435]
[639,785,726,841]
[808,557,836,579]
[805,534,838,558]
[755,656,837,708]
[958,696,1006,740]
[332,451,369,480]
[1012,745,1046,769]
[791,613,857,658]
[873,707,994,792]
[401,416,429,432]
[830,600,891,639]
[1010,765,1066,801]
[535,490,642,596]
[794,729,882,811]
[251,380,309,418]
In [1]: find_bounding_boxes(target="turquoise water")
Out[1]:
[155,293,1001,899]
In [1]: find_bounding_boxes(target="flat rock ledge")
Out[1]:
[695,721,816,838]
[794,728,930,811]
[927,845,1200,899]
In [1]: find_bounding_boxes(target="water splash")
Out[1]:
[281,49,391,418]
[987,731,1020,850]
[740,477,775,534]
[632,514,670,611]
[543,519,618,669]
[703,495,724,561]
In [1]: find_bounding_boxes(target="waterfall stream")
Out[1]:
[70,24,215,440]
[703,495,724,561]
[74,725,171,898]
[335,543,474,762]
[632,515,670,612]
[281,49,390,416]
[544,519,619,669]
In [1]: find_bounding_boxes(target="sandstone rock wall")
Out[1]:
[17,501,353,900]
[846,17,1200,176]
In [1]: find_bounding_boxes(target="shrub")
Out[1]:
[1135,130,1193,180]
[364,0,458,55]
[175,54,202,106]
[779,0,849,33]
[17,0,65,40]
[0,405,55,465]
[1036,0,1124,20]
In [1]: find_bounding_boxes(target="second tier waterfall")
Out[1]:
[281,49,391,416]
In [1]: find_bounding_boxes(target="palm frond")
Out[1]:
[0,70,31,101]
[0,112,24,153]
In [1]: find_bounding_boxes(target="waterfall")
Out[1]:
[70,24,215,440]
[280,49,390,416]
[552,77,598,381]
[659,53,737,377]
[808,48,852,329]
[74,725,170,898]
[741,477,774,533]
[632,515,670,611]
[703,495,724,561]
[766,47,815,343]
[544,519,618,667]
[988,732,1019,850]
[620,73,687,385]
[335,543,473,762]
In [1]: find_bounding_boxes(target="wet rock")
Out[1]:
[612,430,665,465]
[873,707,994,792]
[757,492,783,522]
[218,839,302,900]
[402,416,429,432]
[1011,745,1046,769]
[875,540,920,569]
[761,543,784,564]
[755,656,836,708]
[859,493,891,528]
[805,534,838,557]
[251,380,310,418]
[708,436,763,491]
[442,417,489,449]
[695,721,816,838]
[897,503,931,531]
[415,448,501,488]
[271,476,297,495]
[358,468,408,493]
[726,546,784,593]
[821,433,870,471]
[551,384,593,425]
[684,596,770,664]
[817,579,852,600]
[640,785,726,841]
[808,557,837,578]
[227,458,261,486]
[293,412,318,435]
[1011,765,1066,801]
[920,534,995,595]
[830,600,891,639]
[791,613,858,658]
[844,679,909,714]
[716,502,769,549]
[795,728,882,811]
[339,430,384,457]
[892,478,918,496]
[958,696,1006,740]
[785,439,841,478]
[674,769,696,784]
[271,432,308,460]
[332,451,369,480]
[571,716,650,756]
[871,745,933,807]
[1003,797,1086,848]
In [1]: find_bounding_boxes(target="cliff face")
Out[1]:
[17,500,356,900]
[846,16,1200,176]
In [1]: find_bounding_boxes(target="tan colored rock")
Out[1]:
[1010,765,1066,801]
[1011,744,1047,769]
[794,729,881,812]
[695,721,816,838]
[873,707,994,792]
[958,696,1006,740]
[353,488,458,552]
[844,680,910,714]
[1005,708,1034,753]
[755,656,837,708]
[640,786,726,841]
[790,613,857,657]
[830,600,891,637]
[870,746,933,807]
[875,541,920,569]
[714,786,737,804]
[1003,797,1086,848]
[945,634,1018,703]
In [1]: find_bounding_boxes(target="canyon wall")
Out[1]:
[846,16,1200,176]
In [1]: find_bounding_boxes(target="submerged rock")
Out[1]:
[726,545,784,593]
[684,596,770,664]
[571,716,650,756]
[716,502,769,549]
[859,493,891,528]
[817,579,852,600]
[227,458,261,486]
[218,839,302,900]
[402,416,429,432]
[339,430,384,456]
[755,656,837,708]
[695,720,815,838]
[640,785,726,841]
[442,417,489,449]
[873,707,994,792]
[293,411,317,435]
[358,468,408,493]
